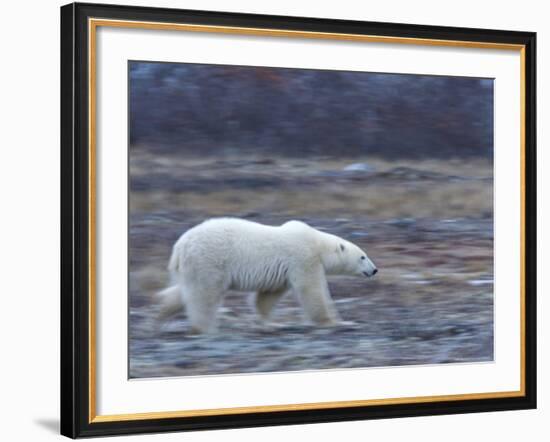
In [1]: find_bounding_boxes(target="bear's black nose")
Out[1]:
[372,268,378,275]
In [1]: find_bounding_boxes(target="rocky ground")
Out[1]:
[128,151,493,378]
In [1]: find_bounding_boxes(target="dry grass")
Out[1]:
[130,148,492,179]
[130,151,492,220]
[130,180,492,220]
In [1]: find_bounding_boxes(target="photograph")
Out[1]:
[59,3,536,437]
[128,61,495,379]
[1,0,544,438]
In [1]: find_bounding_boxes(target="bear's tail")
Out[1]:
[154,285,184,323]
[168,243,183,274]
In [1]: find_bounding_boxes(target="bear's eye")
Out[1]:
[361,256,366,260]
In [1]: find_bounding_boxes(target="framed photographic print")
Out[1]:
[60,2,537,438]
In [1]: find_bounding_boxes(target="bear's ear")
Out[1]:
[340,243,346,252]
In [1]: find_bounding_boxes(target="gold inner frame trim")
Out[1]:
[90,18,525,50]
[88,17,527,424]
[91,390,524,423]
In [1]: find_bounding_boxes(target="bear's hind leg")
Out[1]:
[182,283,223,334]
[255,288,287,321]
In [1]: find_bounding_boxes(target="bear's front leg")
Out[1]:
[255,287,287,321]
[289,263,341,326]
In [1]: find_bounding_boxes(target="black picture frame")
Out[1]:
[61,2,537,438]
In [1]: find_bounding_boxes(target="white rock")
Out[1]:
[343,162,375,173]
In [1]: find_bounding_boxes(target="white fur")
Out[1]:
[156,218,377,333]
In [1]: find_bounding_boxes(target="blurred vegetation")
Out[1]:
[129,62,493,158]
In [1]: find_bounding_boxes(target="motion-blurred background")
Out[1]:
[129,61,494,378]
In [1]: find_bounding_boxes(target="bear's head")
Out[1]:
[323,237,378,278]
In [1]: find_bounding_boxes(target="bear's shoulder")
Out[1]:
[280,220,319,237]
[281,219,311,230]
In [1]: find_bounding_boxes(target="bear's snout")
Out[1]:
[363,268,378,277]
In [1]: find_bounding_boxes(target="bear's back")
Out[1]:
[194,217,313,236]
[178,217,283,250]
[177,217,317,256]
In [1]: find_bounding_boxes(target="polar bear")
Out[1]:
[155,218,377,333]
